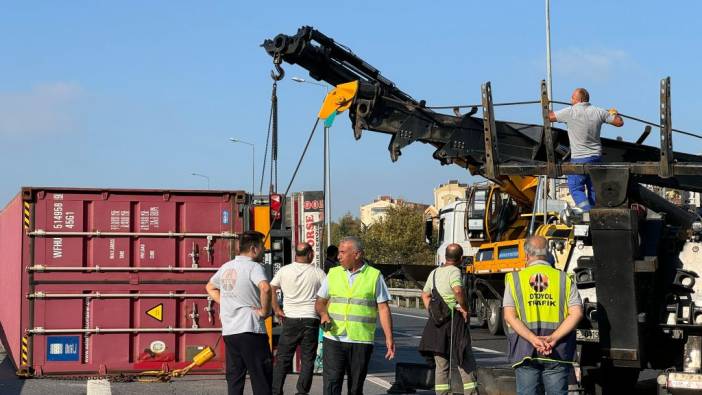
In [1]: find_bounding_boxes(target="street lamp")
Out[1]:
[292,76,332,249]
[191,172,210,189]
[228,138,255,195]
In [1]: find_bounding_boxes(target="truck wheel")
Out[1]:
[486,299,504,336]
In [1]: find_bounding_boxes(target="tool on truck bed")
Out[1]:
[263,26,702,394]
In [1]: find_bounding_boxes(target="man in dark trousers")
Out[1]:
[503,235,583,395]
[418,243,477,395]
[206,231,272,395]
[271,242,327,395]
[316,236,395,395]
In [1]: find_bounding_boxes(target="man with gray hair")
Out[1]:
[503,235,583,395]
[315,236,395,395]
[548,88,624,212]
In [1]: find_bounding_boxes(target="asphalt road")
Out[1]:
[0,306,660,394]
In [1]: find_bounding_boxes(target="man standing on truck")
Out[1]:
[271,242,326,395]
[548,88,624,212]
[315,236,395,395]
[503,235,583,395]
[418,243,477,395]
[206,230,273,395]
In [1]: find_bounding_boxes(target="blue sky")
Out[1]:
[1,1,701,219]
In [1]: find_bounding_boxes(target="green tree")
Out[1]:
[361,205,435,265]
[329,212,362,246]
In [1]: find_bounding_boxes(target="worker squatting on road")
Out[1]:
[271,242,327,395]
[548,88,624,212]
[206,231,273,395]
[316,236,396,395]
[503,236,584,395]
[418,243,478,395]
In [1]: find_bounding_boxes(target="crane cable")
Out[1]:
[423,99,702,140]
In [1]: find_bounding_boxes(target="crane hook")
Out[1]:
[271,54,285,81]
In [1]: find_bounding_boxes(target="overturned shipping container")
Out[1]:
[0,187,248,377]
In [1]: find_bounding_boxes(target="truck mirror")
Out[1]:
[424,218,433,245]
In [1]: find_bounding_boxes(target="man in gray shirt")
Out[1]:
[548,88,624,211]
[206,231,272,395]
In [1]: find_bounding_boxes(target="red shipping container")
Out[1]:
[0,187,248,377]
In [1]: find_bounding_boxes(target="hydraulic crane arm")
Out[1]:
[263,26,702,193]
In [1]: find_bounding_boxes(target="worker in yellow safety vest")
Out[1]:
[315,236,395,395]
[503,235,583,395]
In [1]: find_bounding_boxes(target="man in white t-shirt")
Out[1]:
[271,242,326,395]
[206,231,272,395]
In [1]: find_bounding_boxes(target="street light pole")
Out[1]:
[229,138,255,195]
[545,0,557,199]
[291,77,333,249]
[191,172,210,189]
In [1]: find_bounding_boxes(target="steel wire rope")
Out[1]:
[261,117,320,246]
[259,103,273,194]
[423,98,702,140]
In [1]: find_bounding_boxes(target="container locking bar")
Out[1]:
[28,292,210,299]
[28,265,218,272]
[28,230,238,238]
[28,327,221,335]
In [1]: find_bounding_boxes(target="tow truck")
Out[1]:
[263,26,702,394]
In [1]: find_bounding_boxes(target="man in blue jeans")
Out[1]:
[503,236,583,394]
[549,88,624,211]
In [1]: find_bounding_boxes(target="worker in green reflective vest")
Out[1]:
[315,236,395,395]
[503,235,583,395]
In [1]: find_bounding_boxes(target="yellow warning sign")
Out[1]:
[146,304,163,322]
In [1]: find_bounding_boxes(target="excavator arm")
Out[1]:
[263,26,702,194]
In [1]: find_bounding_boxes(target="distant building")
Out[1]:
[360,195,429,226]
[424,180,470,226]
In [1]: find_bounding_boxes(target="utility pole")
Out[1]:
[545,0,557,199]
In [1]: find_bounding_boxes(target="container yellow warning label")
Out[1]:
[146,304,163,322]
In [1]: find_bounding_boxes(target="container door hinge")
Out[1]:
[204,297,215,325]
[204,236,214,263]
[188,302,200,329]
[188,242,199,268]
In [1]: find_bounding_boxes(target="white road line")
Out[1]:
[394,329,505,356]
[86,379,112,395]
[391,312,428,320]
[472,346,503,354]
[366,374,393,389]
[394,329,421,339]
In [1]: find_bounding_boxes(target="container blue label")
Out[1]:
[46,336,80,362]
[222,210,230,225]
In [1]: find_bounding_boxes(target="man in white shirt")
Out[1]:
[271,242,326,395]
[206,230,272,395]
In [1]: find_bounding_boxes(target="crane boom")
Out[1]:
[263,26,702,193]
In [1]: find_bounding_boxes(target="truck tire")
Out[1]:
[487,299,504,336]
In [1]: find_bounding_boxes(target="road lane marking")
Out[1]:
[391,312,428,320]
[87,379,112,395]
[394,329,421,338]
[473,346,503,354]
[366,374,393,389]
[394,329,505,356]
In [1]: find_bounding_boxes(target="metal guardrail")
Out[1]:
[388,288,424,309]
